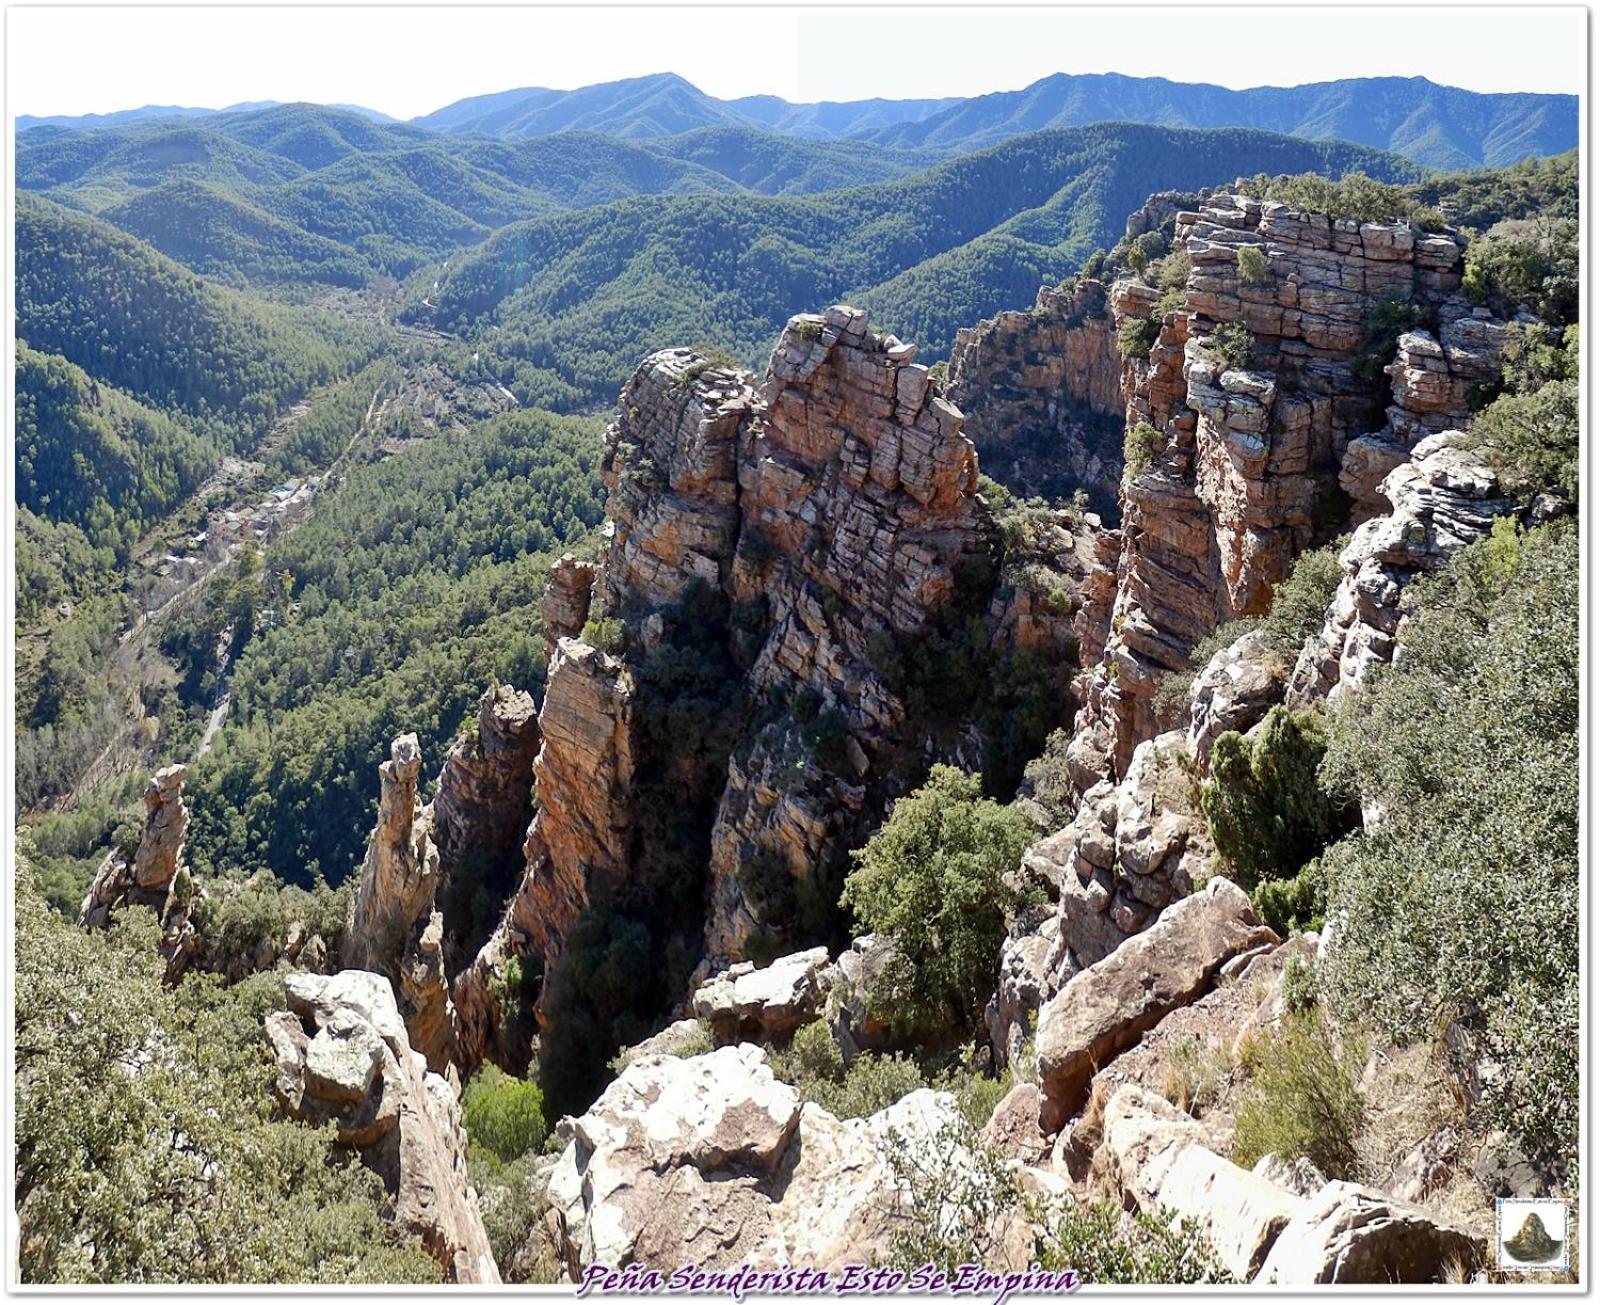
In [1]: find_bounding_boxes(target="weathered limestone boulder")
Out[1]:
[992,730,1212,1066]
[692,946,830,1044]
[1255,1180,1484,1284]
[1037,878,1277,1132]
[454,637,638,1069]
[541,553,597,661]
[1288,431,1514,707]
[548,1045,991,1275]
[947,279,1125,508]
[1070,193,1468,788]
[429,684,540,971]
[1100,1085,1302,1280]
[265,971,499,1283]
[79,764,201,981]
[342,735,456,1072]
[823,933,907,1059]
[1187,628,1288,767]
[981,1082,1052,1165]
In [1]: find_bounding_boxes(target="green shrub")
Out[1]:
[1232,1010,1364,1179]
[1018,728,1077,828]
[580,614,624,653]
[843,766,1037,1036]
[1205,321,1254,370]
[1124,420,1163,479]
[1117,313,1161,359]
[1318,523,1577,1177]
[1279,953,1319,1013]
[1239,170,1416,223]
[1466,378,1578,503]
[462,1064,548,1169]
[882,1116,1020,1272]
[14,858,441,1283]
[1260,539,1347,656]
[1251,856,1326,936]
[1353,296,1428,393]
[1154,249,1191,290]
[1461,218,1577,323]
[1203,706,1351,892]
[1235,244,1270,286]
[1039,1201,1237,1284]
[769,1023,927,1120]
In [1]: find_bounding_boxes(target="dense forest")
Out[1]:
[181,405,605,887]
[420,124,1415,407]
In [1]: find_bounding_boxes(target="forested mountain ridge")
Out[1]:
[415,123,1417,407]
[16,196,381,449]
[412,69,1576,169]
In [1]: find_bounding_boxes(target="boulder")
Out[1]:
[1254,1180,1484,1284]
[1187,629,1286,768]
[692,946,830,1043]
[267,970,499,1283]
[1100,1085,1302,1280]
[548,1045,984,1276]
[1037,878,1277,1132]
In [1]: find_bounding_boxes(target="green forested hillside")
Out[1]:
[182,406,606,886]
[16,345,214,560]
[16,198,380,448]
[102,180,373,287]
[419,124,1415,407]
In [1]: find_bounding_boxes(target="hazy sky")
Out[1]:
[6,3,1586,121]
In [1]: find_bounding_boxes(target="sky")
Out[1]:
[5,2,1586,122]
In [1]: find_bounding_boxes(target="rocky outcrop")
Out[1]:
[547,1045,1015,1275]
[1099,1085,1482,1283]
[1069,194,1468,789]
[345,735,438,972]
[990,729,1213,1065]
[430,684,540,971]
[1288,431,1514,707]
[1036,878,1276,1132]
[265,971,499,1283]
[1187,628,1289,766]
[601,349,757,615]
[1341,306,1515,518]
[79,764,201,981]
[342,735,455,1072]
[703,307,992,961]
[692,946,830,1045]
[1101,1085,1303,1280]
[453,637,638,1069]
[541,554,597,661]
[947,280,1125,507]
[1254,1180,1484,1284]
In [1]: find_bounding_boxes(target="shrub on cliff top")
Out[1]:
[1318,522,1577,1178]
[1203,706,1351,892]
[843,766,1036,1037]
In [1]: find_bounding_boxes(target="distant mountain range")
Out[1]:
[21,70,1575,171]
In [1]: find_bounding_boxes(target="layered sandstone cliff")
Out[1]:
[1068,193,1470,788]
[948,279,1126,508]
